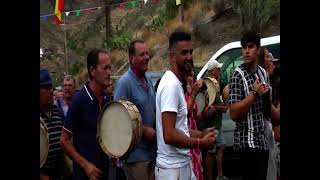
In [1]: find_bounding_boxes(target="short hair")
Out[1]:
[64,75,76,84]
[87,48,108,80]
[241,31,261,48]
[169,31,191,50]
[128,39,145,58]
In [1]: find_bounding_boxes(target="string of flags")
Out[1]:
[40,0,160,25]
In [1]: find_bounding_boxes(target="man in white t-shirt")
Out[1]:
[155,31,216,180]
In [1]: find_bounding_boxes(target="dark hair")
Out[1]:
[169,31,191,50]
[258,47,267,69]
[183,67,196,93]
[128,39,145,59]
[87,48,108,80]
[241,31,261,48]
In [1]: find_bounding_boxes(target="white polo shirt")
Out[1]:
[155,70,191,168]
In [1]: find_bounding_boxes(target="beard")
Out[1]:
[177,60,194,75]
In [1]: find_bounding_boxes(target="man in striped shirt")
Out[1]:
[40,69,66,180]
[229,31,279,180]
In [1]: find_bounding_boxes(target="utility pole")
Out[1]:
[63,13,68,75]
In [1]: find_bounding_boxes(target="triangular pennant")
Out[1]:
[97,6,102,10]
[65,11,70,16]
[138,1,142,8]
[85,9,92,14]
[76,9,81,16]
[176,0,181,5]
[144,0,148,4]
[119,3,125,10]
[131,1,136,8]
[42,16,48,21]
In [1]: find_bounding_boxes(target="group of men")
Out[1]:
[40,30,279,180]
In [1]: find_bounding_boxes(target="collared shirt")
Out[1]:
[114,67,157,163]
[56,97,70,117]
[229,63,269,150]
[40,104,64,177]
[63,82,111,179]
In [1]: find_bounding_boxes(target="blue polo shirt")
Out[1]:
[63,83,111,180]
[114,67,157,163]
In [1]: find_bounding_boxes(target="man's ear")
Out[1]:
[169,50,175,63]
[129,55,133,64]
[89,66,95,76]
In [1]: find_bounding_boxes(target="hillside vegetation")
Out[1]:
[40,0,279,87]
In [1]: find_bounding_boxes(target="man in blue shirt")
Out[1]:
[114,39,156,180]
[60,48,112,180]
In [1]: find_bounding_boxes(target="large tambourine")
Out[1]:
[97,100,143,159]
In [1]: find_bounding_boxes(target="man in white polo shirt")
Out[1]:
[155,31,216,180]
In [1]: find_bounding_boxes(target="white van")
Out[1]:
[196,35,280,149]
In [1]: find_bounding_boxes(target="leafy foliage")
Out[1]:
[103,31,131,50]
[231,0,280,33]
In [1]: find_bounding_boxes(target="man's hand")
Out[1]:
[201,127,215,138]
[253,78,270,97]
[190,79,204,98]
[199,131,216,149]
[143,126,156,141]
[84,161,102,180]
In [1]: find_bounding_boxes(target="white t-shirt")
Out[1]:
[155,70,191,168]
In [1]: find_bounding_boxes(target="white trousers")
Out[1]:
[155,163,196,180]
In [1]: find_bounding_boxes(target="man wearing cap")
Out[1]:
[114,39,157,180]
[60,48,112,180]
[202,59,229,180]
[40,69,67,180]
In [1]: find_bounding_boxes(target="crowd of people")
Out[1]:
[40,30,280,180]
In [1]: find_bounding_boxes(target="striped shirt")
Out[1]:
[40,104,64,176]
[229,63,269,150]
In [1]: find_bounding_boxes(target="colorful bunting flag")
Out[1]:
[119,3,125,10]
[85,9,92,14]
[42,16,48,21]
[138,1,142,8]
[131,1,136,8]
[65,11,70,16]
[76,8,81,16]
[54,0,65,25]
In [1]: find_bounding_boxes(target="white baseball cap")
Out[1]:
[207,59,223,71]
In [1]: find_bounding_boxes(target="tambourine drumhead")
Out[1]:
[195,92,206,115]
[97,100,142,158]
[40,118,49,168]
[203,77,217,105]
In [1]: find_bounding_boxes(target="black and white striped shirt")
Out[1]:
[229,63,269,150]
[40,104,64,176]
